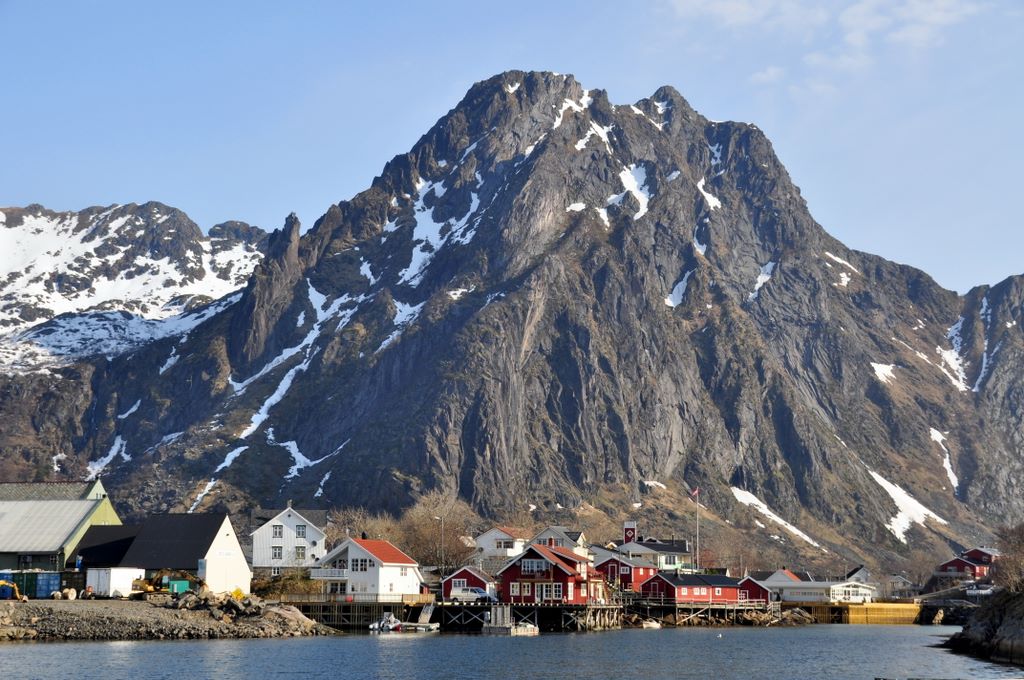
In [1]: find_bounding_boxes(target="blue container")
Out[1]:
[0,571,12,581]
[35,572,61,599]
[0,585,12,600]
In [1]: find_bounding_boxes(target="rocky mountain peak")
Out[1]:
[1,72,1022,576]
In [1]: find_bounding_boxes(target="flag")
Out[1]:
[690,487,700,498]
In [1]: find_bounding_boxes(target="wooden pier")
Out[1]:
[282,594,920,631]
[628,599,778,626]
[786,602,921,625]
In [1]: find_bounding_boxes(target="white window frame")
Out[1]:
[271,567,281,576]
[295,546,306,560]
[510,582,520,596]
[295,524,306,539]
[272,546,283,560]
[452,578,467,589]
[715,587,722,596]
[272,524,283,539]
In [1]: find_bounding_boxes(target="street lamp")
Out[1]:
[433,515,445,578]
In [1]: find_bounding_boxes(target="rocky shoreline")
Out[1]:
[0,598,338,642]
[945,591,1024,666]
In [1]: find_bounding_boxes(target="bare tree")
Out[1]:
[325,507,399,549]
[397,491,480,576]
[994,523,1024,592]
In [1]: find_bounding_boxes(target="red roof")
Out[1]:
[497,543,582,577]
[354,539,418,565]
[495,526,531,540]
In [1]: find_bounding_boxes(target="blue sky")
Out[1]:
[1,1,1020,292]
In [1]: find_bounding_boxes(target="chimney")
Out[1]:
[623,521,637,544]
[287,499,293,508]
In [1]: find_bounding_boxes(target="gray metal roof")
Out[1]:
[0,500,101,552]
[0,481,105,501]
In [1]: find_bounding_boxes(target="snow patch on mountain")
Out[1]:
[929,428,959,492]
[607,165,651,220]
[664,270,694,308]
[936,317,970,392]
[697,177,721,211]
[748,262,776,301]
[867,469,947,543]
[117,400,141,420]
[731,487,823,549]
[871,363,896,384]
[86,435,130,480]
[823,251,860,274]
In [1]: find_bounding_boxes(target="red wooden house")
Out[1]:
[496,544,606,604]
[441,565,495,600]
[937,556,991,580]
[738,576,772,603]
[962,547,1000,567]
[639,573,743,604]
[594,554,658,592]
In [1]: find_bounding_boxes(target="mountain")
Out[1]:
[1,71,1021,573]
[0,202,267,370]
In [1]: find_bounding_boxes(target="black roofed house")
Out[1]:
[72,525,141,569]
[120,513,251,594]
[639,572,743,603]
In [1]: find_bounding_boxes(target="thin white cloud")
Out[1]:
[887,0,983,48]
[667,0,829,32]
[750,65,785,84]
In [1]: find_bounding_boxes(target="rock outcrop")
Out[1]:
[946,591,1024,666]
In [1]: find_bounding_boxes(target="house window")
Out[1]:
[389,582,394,592]
[272,525,283,538]
[296,546,306,560]
[400,567,408,577]
[271,567,281,576]
[296,524,306,538]
[510,583,520,596]
[581,584,587,597]
[552,583,563,600]
[715,588,722,596]
[568,582,574,600]
[272,546,283,560]
[452,579,467,589]
[521,559,547,573]
[664,555,677,565]
[328,582,344,594]
[681,587,688,595]
[522,583,531,596]
[621,566,631,574]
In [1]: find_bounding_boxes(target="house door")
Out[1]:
[609,565,617,579]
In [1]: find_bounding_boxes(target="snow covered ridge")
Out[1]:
[0,204,265,371]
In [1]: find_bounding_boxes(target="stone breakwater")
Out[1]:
[945,591,1024,666]
[0,598,338,641]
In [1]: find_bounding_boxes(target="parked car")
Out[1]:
[449,586,497,603]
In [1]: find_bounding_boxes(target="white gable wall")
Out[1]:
[252,509,327,569]
[475,528,526,558]
[199,516,252,594]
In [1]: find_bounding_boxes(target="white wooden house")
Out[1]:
[474,527,529,560]
[312,538,424,601]
[250,506,327,577]
[529,526,591,558]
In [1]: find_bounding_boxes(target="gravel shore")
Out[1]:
[0,599,338,642]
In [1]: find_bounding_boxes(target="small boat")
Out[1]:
[369,613,440,633]
[641,619,662,629]
[369,612,402,632]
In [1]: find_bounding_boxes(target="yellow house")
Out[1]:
[0,480,121,570]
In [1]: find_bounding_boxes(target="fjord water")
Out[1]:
[6,626,1019,679]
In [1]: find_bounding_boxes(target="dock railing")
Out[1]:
[280,592,435,605]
